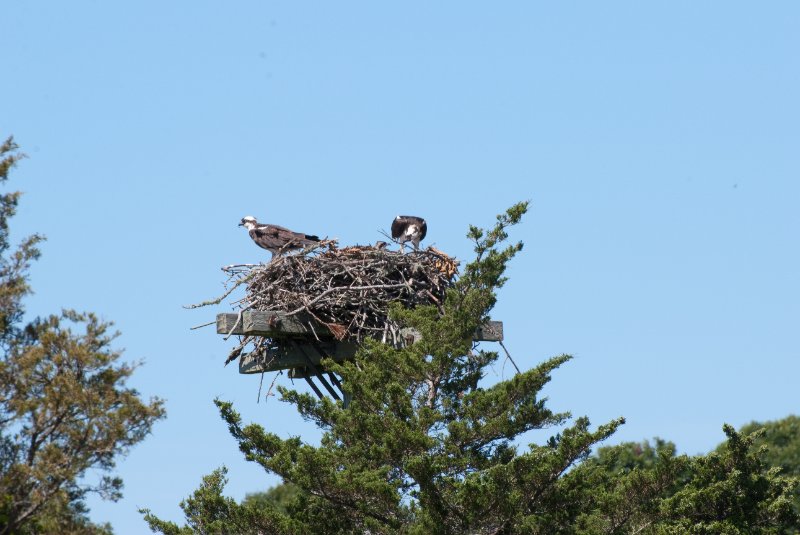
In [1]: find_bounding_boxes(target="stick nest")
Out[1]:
[222,241,459,344]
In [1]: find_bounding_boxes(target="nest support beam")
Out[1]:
[302,376,324,399]
[289,340,341,401]
[237,339,359,375]
[217,311,502,406]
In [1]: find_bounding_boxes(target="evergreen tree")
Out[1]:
[0,136,166,534]
[144,202,798,534]
[144,202,625,534]
[657,425,797,533]
[568,438,690,533]
[721,416,800,530]
[570,426,798,533]
[735,416,800,481]
[241,482,302,515]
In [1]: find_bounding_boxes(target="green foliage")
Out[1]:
[658,424,797,533]
[0,137,42,349]
[566,438,690,533]
[720,416,800,530]
[568,426,799,534]
[15,499,114,535]
[737,416,800,473]
[0,136,166,534]
[589,438,679,474]
[141,468,302,535]
[241,481,303,515]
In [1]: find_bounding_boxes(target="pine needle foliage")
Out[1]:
[0,137,41,349]
[657,424,798,534]
[565,426,799,534]
[725,415,800,524]
[0,136,166,534]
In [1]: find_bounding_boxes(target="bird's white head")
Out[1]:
[239,215,258,230]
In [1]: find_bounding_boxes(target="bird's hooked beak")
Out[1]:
[237,221,244,227]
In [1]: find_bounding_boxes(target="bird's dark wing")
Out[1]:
[418,219,427,241]
[391,218,405,239]
[252,224,318,249]
[392,216,426,240]
[250,225,286,250]
[272,225,319,244]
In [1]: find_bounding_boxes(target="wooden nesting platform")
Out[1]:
[217,310,503,377]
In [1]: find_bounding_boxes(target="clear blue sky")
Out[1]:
[3,2,799,533]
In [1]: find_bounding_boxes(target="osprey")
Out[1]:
[391,215,427,252]
[239,216,320,258]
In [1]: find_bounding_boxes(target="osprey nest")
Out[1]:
[215,240,459,362]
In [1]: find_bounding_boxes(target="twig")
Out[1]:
[284,283,409,316]
[307,320,320,341]
[378,228,397,244]
[189,320,216,330]
[184,270,257,309]
[257,372,265,403]
[264,371,282,403]
[223,263,262,271]
[224,305,252,340]
[499,340,521,375]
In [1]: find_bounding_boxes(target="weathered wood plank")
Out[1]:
[475,320,503,342]
[238,340,358,374]
[244,311,314,336]
[216,313,242,335]
[217,311,503,341]
[217,311,319,337]
[232,317,503,375]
